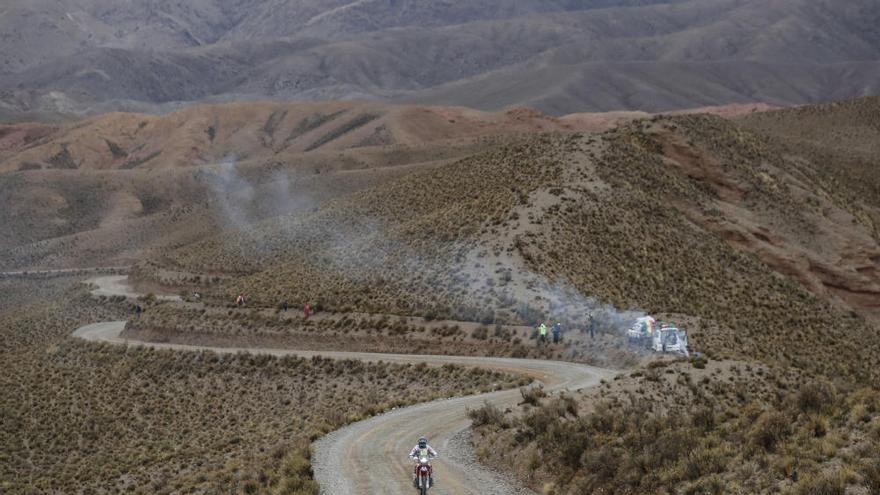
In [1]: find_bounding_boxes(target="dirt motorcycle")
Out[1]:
[413,455,433,494]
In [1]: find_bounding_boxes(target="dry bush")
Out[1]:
[788,470,846,495]
[861,458,880,493]
[748,411,791,452]
[793,383,834,414]
[467,402,508,428]
[520,386,547,407]
[471,326,489,340]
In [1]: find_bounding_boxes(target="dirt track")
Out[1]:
[0,266,129,278]
[74,276,615,495]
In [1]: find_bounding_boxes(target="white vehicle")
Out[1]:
[627,316,656,342]
[651,326,689,356]
[627,317,690,356]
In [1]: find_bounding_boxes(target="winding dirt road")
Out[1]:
[74,276,615,495]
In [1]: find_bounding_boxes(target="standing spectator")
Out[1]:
[552,322,562,344]
[282,301,289,312]
[588,314,596,339]
[538,323,548,345]
[304,303,311,318]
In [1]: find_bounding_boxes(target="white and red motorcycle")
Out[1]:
[413,454,434,494]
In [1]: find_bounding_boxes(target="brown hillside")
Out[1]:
[0,101,629,270]
[142,98,880,383]
[464,100,880,492]
[0,101,585,174]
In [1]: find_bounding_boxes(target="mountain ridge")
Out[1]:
[2,0,878,119]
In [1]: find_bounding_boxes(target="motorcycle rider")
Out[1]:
[409,436,438,487]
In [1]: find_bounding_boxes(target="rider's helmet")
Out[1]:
[418,437,428,449]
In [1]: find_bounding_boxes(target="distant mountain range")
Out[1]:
[1,0,879,120]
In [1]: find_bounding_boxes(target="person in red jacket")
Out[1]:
[304,303,311,318]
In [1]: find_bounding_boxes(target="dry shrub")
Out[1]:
[749,411,791,452]
[520,386,546,406]
[678,445,731,481]
[794,383,834,414]
[861,458,880,493]
[789,470,845,495]
[682,475,727,495]
[467,402,507,428]
[273,445,320,495]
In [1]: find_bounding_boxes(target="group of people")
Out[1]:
[537,316,599,345]
[537,322,564,344]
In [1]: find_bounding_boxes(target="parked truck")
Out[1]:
[627,316,689,356]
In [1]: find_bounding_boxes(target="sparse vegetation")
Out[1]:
[284,111,346,147]
[47,145,76,169]
[121,150,161,169]
[304,113,380,152]
[17,161,42,171]
[263,110,288,138]
[105,139,128,159]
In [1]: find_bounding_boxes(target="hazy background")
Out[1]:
[2,0,879,120]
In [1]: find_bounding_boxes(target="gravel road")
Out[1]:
[0,266,129,279]
[73,276,616,495]
[85,275,182,301]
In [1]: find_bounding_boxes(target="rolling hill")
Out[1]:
[128,98,880,377]
[1,0,879,118]
[0,100,614,270]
